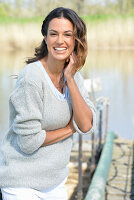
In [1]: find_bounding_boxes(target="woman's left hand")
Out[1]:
[64,52,78,82]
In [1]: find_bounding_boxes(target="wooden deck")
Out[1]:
[65,141,95,200]
[103,139,134,200]
[66,139,134,200]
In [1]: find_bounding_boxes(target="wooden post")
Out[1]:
[98,109,103,151]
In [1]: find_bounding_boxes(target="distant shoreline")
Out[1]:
[0,15,134,51]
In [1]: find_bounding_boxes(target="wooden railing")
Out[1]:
[77,96,110,200]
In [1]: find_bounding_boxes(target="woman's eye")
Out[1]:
[50,33,57,36]
[65,34,72,37]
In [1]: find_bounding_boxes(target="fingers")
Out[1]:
[66,52,77,66]
[69,52,77,64]
[64,53,78,79]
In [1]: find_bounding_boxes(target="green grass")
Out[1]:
[0,13,134,28]
[1,13,134,25]
[82,13,134,23]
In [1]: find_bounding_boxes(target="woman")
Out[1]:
[0,7,96,200]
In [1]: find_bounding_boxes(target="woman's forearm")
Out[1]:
[41,121,75,146]
[67,77,93,133]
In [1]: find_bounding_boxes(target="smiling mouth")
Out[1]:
[54,47,67,51]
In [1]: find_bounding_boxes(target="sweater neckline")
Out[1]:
[37,60,69,102]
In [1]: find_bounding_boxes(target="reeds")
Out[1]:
[87,17,134,49]
[0,17,134,51]
[0,23,42,51]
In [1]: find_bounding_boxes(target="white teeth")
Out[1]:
[54,48,67,51]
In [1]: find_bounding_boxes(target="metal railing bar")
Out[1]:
[84,131,116,200]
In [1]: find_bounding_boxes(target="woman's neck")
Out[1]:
[44,55,65,76]
[40,56,66,94]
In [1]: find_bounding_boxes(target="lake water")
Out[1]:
[0,50,134,140]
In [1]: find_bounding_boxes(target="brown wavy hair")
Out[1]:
[26,7,88,71]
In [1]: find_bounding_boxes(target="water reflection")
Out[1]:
[82,50,134,139]
[0,50,134,140]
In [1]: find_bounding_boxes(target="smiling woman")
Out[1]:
[0,7,96,200]
[26,7,88,71]
[44,18,75,62]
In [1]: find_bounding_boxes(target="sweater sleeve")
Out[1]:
[10,79,46,154]
[73,72,97,135]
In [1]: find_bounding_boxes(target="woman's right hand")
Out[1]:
[64,53,78,83]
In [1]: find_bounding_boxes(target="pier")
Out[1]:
[65,138,134,200]
[65,92,134,200]
[103,139,134,200]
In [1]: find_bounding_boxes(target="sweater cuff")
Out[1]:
[72,107,96,135]
[17,130,46,155]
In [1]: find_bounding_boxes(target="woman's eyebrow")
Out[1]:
[64,30,73,33]
[49,29,57,32]
[49,29,73,33]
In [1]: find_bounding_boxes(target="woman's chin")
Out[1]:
[52,55,69,62]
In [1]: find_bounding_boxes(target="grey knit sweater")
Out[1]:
[0,60,96,191]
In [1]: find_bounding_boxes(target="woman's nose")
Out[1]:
[56,35,64,44]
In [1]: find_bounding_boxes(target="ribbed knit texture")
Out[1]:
[0,61,96,191]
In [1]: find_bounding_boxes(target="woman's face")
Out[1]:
[45,17,75,61]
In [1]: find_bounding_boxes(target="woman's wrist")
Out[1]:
[66,76,74,87]
[67,124,74,133]
[67,117,76,133]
